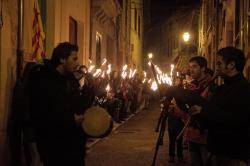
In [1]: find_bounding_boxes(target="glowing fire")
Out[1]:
[106,64,112,75]
[132,69,137,78]
[121,71,127,79]
[151,81,158,91]
[106,83,111,92]
[101,58,107,66]
[93,69,101,77]
[122,65,128,71]
[88,65,95,73]
[170,64,174,77]
[121,65,128,79]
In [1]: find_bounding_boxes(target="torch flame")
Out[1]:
[132,69,137,78]
[88,65,95,73]
[121,71,127,79]
[151,81,158,91]
[101,58,107,66]
[93,69,101,77]
[101,71,105,78]
[170,64,175,77]
[129,68,133,78]
[122,65,128,71]
[106,84,111,92]
[107,64,112,75]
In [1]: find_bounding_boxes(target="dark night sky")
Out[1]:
[150,0,200,25]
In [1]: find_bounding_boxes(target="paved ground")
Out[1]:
[86,101,189,166]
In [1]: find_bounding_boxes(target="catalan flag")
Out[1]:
[32,0,45,61]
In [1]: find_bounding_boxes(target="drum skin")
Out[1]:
[82,106,113,138]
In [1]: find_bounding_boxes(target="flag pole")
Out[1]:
[17,0,24,80]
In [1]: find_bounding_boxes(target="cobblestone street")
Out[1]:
[86,102,189,166]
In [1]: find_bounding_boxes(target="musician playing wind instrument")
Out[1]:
[189,47,250,166]
[169,56,215,166]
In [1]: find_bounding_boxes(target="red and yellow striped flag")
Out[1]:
[32,0,45,61]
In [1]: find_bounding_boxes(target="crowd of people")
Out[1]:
[8,42,250,166]
[79,66,150,123]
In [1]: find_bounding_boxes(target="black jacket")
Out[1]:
[164,74,250,159]
[200,74,250,160]
[28,63,94,150]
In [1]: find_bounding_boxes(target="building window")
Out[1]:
[134,8,137,31]
[213,0,217,7]
[249,0,250,12]
[235,0,240,47]
[138,15,141,37]
[118,0,123,8]
[107,36,114,63]
[96,32,102,67]
[205,1,209,31]
[69,17,77,45]
[227,26,234,46]
[222,10,226,27]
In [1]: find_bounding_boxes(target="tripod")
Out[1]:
[147,57,173,165]
[151,98,171,166]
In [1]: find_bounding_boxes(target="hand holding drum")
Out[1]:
[81,106,113,138]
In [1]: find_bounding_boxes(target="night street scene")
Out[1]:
[1,0,250,165]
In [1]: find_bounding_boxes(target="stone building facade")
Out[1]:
[0,0,19,164]
[144,5,199,71]
[198,0,250,79]
[130,0,143,70]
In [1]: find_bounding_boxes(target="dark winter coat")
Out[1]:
[164,74,250,159]
[200,74,250,160]
[28,62,94,161]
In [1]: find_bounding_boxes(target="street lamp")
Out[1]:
[183,32,190,42]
